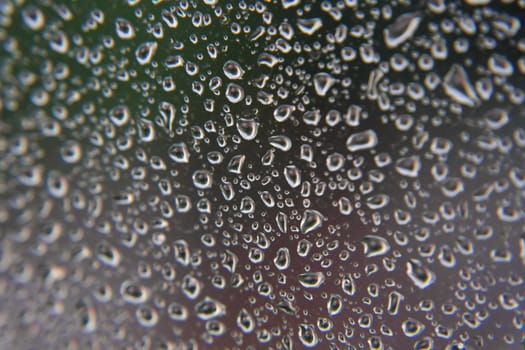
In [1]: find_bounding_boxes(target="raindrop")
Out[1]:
[395,156,421,178]
[313,73,335,96]
[298,272,325,288]
[362,235,391,258]
[237,308,255,333]
[274,104,295,122]
[135,42,158,65]
[298,324,319,347]
[120,281,148,304]
[402,318,425,337]
[269,135,292,152]
[342,274,356,296]
[60,141,82,164]
[168,142,190,163]
[284,165,301,188]
[223,60,245,80]
[227,154,246,174]
[297,18,322,36]
[366,194,390,210]
[387,291,404,315]
[195,297,226,321]
[327,294,343,316]
[182,275,202,300]
[300,209,324,234]
[384,12,422,48]
[22,6,45,30]
[236,118,259,140]
[326,153,345,172]
[192,170,213,189]
[346,130,378,152]
[406,259,435,289]
[273,248,290,271]
[225,83,245,103]
[443,64,479,106]
[167,303,188,321]
[115,17,135,39]
[297,239,313,257]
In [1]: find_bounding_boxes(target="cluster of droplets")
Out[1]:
[1,0,525,349]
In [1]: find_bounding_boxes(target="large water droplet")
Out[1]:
[406,259,436,289]
[300,209,324,234]
[346,130,378,152]
[236,118,259,140]
[313,72,335,96]
[298,272,325,288]
[284,165,301,188]
[384,12,422,48]
[443,64,480,106]
[135,41,158,65]
[362,235,391,258]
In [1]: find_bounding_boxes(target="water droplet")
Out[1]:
[195,297,226,320]
[326,153,345,172]
[395,156,421,178]
[115,17,135,39]
[227,154,246,174]
[384,12,422,48]
[402,318,425,337]
[313,73,335,96]
[300,209,324,234]
[298,324,319,347]
[174,240,190,266]
[120,281,149,304]
[283,165,301,188]
[225,83,245,103]
[136,306,159,328]
[274,104,295,122]
[273,248,290,270]
[298,272,325,288]
[169,142,190,163]
[237,308,255,333]
[46,171,69,198]
[443,64,479,106]
[327,294,343,316]
[182,275,201,299]
[296,18,322,36]
[22,6,45,30]
[96,241,121,267]
[406,259,435,289]
[366,194,390,210]
[346,130,378,152]
[387,291,404,315]
[167,302,188,321]
[297,239,313,257]
[236,118,259,140]
[269,135,292,152]
[362,235,391,258]
[135,41,158,65]
[223,60,245,80]
[60,141,82,163]
[192,170,213,189]
[342,274,356,296]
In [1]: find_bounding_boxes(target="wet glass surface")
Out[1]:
[1,0,525,349]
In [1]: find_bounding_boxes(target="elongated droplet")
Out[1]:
[298,272,325,288]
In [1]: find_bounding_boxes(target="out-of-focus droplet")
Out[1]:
[384,12,422,48]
